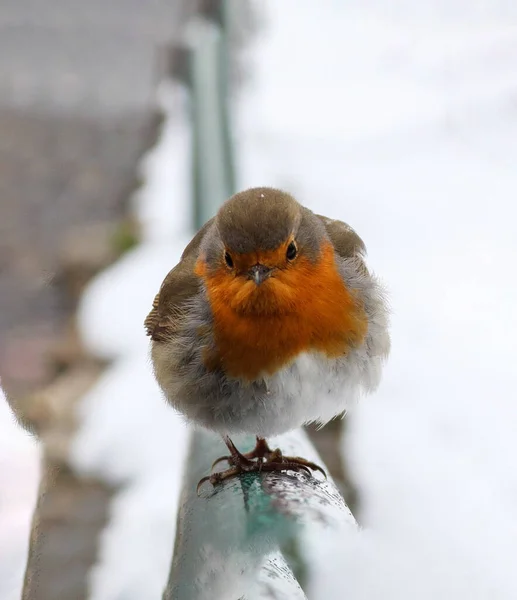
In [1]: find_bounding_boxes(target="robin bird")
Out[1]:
[145,187,390,492]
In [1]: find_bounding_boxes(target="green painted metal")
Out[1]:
[189,7,235,230]
[163,431,354,599]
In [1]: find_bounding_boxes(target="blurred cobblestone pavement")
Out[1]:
[0,0,197,399]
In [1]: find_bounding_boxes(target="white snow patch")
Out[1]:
[71,80,193,599]
[132,80,191,244]
[0,387,41,600]
[71,353,189,600]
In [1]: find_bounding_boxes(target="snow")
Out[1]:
[0,387,40,600]
[78,82,192,361]
[236,1,517,598]
[70,83,192,599]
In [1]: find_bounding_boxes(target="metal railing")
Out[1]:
[163,3,356,598]
[189,6,235,229]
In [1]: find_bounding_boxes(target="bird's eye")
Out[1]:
[286,241,297,261]
[224,251,234,268]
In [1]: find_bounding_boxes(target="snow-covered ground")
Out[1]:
[2,1,517,598]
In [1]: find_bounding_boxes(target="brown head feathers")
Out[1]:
[200,187,329,271]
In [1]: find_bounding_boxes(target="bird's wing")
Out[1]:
[144,262,199,341]
[316,214,366,259]
[144,218,214,342]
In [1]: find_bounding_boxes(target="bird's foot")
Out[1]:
[197,436,326,494]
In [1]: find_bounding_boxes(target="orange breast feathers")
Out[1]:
[195,242,368,381]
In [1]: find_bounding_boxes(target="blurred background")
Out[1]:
[0,0,188,399]
[1,0,517,599]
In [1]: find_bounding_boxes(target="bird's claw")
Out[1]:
[197,447,326,495]
[196,466,241,495]
[211,452,256,472]
[211,455,230,470]
[280,455,327,480]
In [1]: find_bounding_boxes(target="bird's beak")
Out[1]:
[248,264,272,285]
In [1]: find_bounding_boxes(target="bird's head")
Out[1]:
[195,187,333,316]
